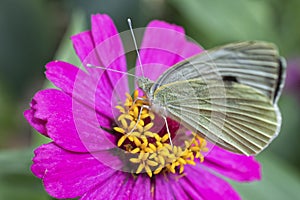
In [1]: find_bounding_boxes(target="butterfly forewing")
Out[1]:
[152,79,278,155]
[152,41,286,104]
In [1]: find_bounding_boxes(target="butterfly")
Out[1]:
[137,41,286,156]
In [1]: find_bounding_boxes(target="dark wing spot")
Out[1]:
[222,76,238,83]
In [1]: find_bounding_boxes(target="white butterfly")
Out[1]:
[88,20,286,156]
[137,41,286,156]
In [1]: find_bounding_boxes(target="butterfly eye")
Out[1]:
[137,79,144,88]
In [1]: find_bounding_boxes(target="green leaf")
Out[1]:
[230,153,300,200]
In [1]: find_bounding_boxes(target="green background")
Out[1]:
[0,0,299,199]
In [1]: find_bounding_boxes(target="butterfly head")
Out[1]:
[137,77,154,94]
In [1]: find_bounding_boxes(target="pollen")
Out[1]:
[114,90,208,178]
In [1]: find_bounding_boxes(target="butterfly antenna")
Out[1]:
[127,18,145,78]
[87,64,138,78]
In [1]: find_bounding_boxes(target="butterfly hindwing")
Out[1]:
[152,79,278,155]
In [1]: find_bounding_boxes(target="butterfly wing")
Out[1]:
[153,79,279,155]
[152,41,286,104]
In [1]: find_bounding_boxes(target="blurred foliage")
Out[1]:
[231,153,300,200]
[0,0,300,199]
[0,150,49,200]
[0,0,69,148]
[0,0,66,97]
[168,0,277,46]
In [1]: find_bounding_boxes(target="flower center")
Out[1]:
[113,90,208,177]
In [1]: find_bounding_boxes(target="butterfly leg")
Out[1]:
[163,116,173,148]
[131,97,149,106]
[127,104,150,136]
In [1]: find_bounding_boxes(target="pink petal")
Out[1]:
[45,61,116,124]
[30,89,115,152]
[154,175,175,200]
[81,172,129,200]
[184,165,241,200]
[129,175,151,200]
[136,20,203,81]
[169,176,191,200]
[81,174,136,200]
[32,143,122,199]
[45,61,77,96]
[176,178,204,200]
[155,174,196,200]
[71,30,95,64]
[90,14,129,103]
[113,176,136,200]
[24,109,47,136]
[203,146,261,181]
[71,29,104,78]
[71,28,115,98]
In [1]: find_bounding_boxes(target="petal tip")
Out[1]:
[147,20,184,33]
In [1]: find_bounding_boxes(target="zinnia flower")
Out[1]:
[24,14,261,199]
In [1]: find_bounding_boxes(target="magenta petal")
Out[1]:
[80,172,134,200]
[176,178,203,200]
[130,175,151,200]
[114,177,136,200]
[45,61,116,122]
[184,166,241,200]
[154,175,175,200]
[32,143,121,199]
[31,89,115,152]
[24,109,47,136]
[72,15,129,103]
[180,41,204,59]
[155,174,194,200]
[203,146,261,181]
[91,14,126,69]
[136,20,203,81]
[90,14,129,103]
[169,175,191,200]
[71,29,103,74]
[45,61,78,96]
[71,30,95,63]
